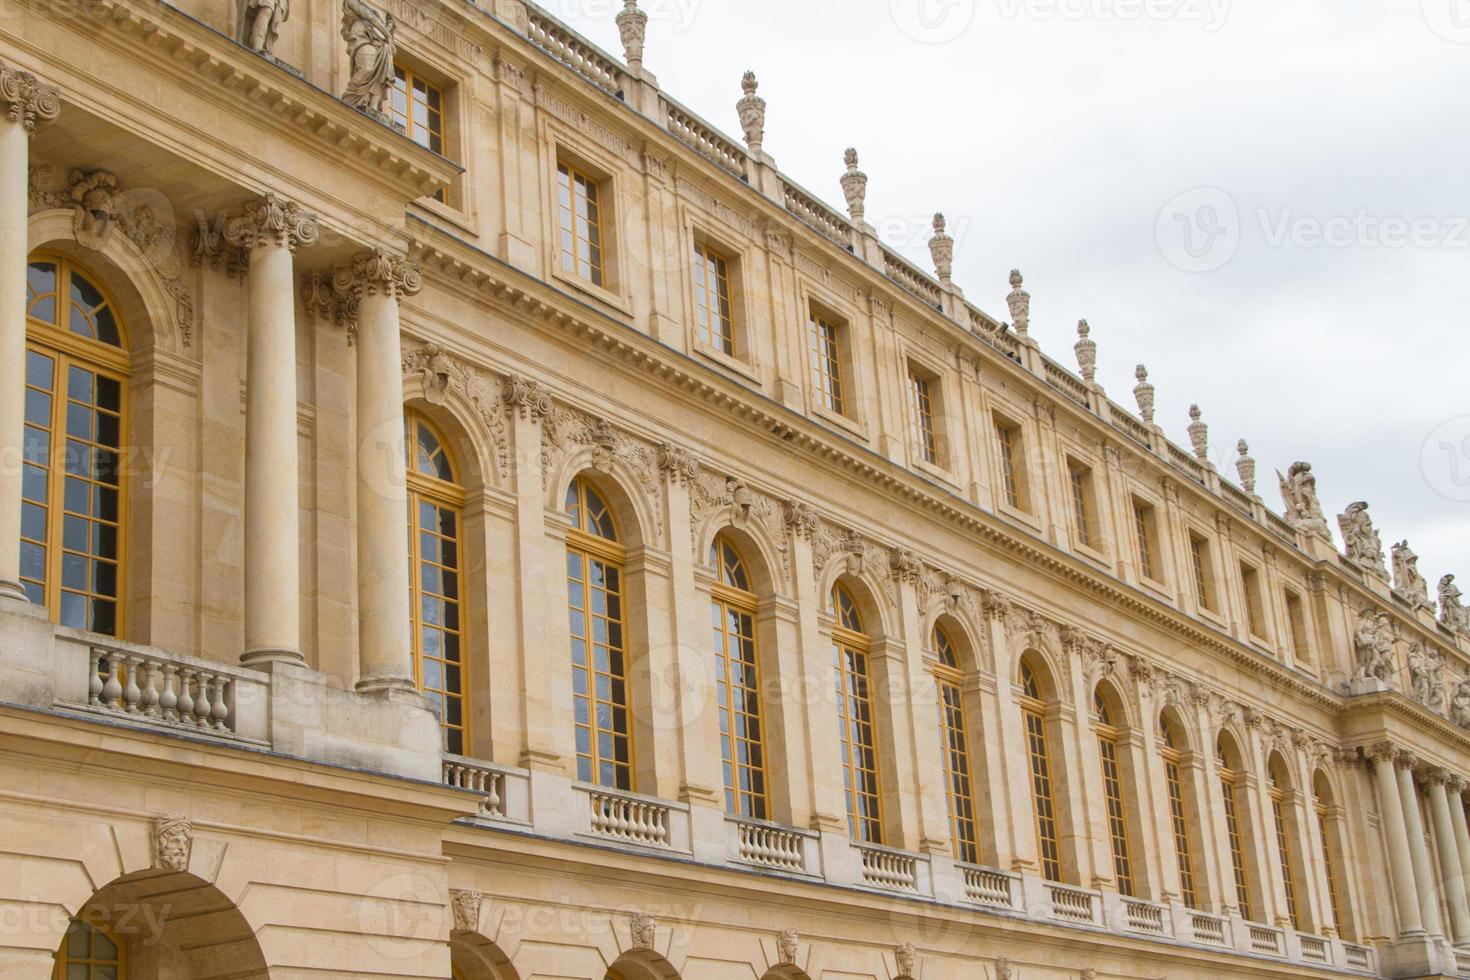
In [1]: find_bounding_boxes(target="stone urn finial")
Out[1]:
[1188,404,1208,461]
[1074,319,1097,382]
[616,0,648,71]
[929,213,954,283]
[1133,364,1155,424]
[840,147,867,223]
[1236,439,1256,494]
[1006,269,1030,337]
[736,70,766,154]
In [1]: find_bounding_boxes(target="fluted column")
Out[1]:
[1427,770,1470,945]
[1397,754,1445,939]
[229,195,318,666]
[335,249,421,694]
[1369,744,1424,937]
[0,63,59,603]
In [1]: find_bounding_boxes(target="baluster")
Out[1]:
[211,675,231,730]
[122,655,143,713]
[193,671,214,727]
[140,659,161,718]
[176,668,195,725]
[159,665,179,722]
[88,649,104,705]
[102,652,124,710]
[486,774,502,816]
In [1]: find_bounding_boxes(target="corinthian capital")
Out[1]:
[0,62,60,135]
[333,247,422,301]
[224,192,320,251]
[1364,741,1399,766]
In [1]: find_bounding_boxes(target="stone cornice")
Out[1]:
[38,0,458,203]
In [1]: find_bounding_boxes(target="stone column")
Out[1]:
[0,64,59,603]
[1426,770,1470,945]
[335,250,421,694]
[1449,779,1470,920]
[227,195,317,666]
[1368,745,1424,937]
[1396,752,1444,938]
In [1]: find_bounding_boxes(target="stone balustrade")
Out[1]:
[573,783,688,851]
[959,864,1020,911]
[726,815,818,876]
[854,842,924,894]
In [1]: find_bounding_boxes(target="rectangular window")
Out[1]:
[995,417,1026,511]
[1272,794,1301,930]
[937,677,979,864]
[567,548,631,791]
[834,639,882,844]
[1241,563,1268,640]
[1189,533,1215,612]
[693,242,735,355]
[908,369,939,465]
[1318,808,1348,939]
[1285,590,1311,661]
[1133,500,1160,582]
[1221,772,1254,920]
[557,161,606,286]
[391,66,447,202]
[1163,752,1199,908]
[1097,731,1134,896]
[1068,462,1094,549]
[808,311,846,415]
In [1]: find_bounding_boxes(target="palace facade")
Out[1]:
[1,1,1468,979]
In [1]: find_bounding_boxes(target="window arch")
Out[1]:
[1019,657,1062,882]
[566,476,632,790]
[933,621,978,864]
[1217,733,1256,920]
[711,534,767,819]
[1313,770,1351,940]
[53,918,125,979]
[832,583,882,844]
[1093,684,1135,896]
[406,413,467,754]
[1268,753,1303,930]
[23,256,128,635]
[1159,711,1199,908]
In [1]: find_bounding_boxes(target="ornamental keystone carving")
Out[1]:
[341,0,397,116]
[929,213,954,283]
[629,911,656,950]
[1132,365,1155,424]
[1187,405,1208,462]
[67,169,120,249]
[400,342,510,480]
[1352,608,1395,684]
[1392,541,1430,608]
[0,61,60,135]
[895,941,917,977]
[616,0,648,71]
[657,442,700,488]
[541,408,663,540]
[1278,462,1331,539]
[1074,320,1097,383]
[1235,440,1256,494]
[224,192,320,252]
[1440,575,1468,633]
[840,148,867,223]
[736,71,765,153]
[689,472,788,580]
[450,889,482,933]
[152,814,192,872]
[242,0,291,55]
[1338,502,1388,579]
[776,927,799,965]
[994,956,1015,980]
[1005,270,1030,338]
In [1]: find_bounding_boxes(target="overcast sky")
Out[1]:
[545,0,1469,589]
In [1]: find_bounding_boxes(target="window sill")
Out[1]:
[913,456,959,488]
[1137,574,1172,601]
[1073,541,1110,567]
[550,267,633,318]
[695,343,762,385]
[997,502,1042,533]
[812,403,868,441]
[1196,606,1226,629]
[411,195,475,239]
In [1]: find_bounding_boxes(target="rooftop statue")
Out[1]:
[1337,501,1388,579]
[340,0,396,117]
[1278,462,1331,539]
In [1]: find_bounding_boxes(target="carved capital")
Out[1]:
[333,247,422,302]
[1423,767,1452,789]
[889,547,922,585]
[0,62,60,135]
[657,442,700,488]
[783,500,818,541]
[502,374,553,422]
[224,192,320,252]
[1363,741,1399,767]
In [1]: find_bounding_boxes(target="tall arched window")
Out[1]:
[1094,689,1135,896]
[1019,659,1062,882]
[711,534,767,819]
[23,256,127,635]
[1268,755,1302,930]
[1159,714,1199,908]
[1218,734,1256,920]
[933,623,978,864]
[566,477,631,790]
[832,584,882,843]
[406,414,467,755]
[53,918,124,979]
[1314,771,1350,940]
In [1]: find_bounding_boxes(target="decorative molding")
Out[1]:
[401,340,511,481]
[501,374,554,422]
[690,470,789,582]
[656,442,700,488]
[542,407,664,541]
[223,192,321,252]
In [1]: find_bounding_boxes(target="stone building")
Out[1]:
[0,1,1467,978]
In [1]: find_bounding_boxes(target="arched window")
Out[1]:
[53,918,124,979]
[933,623,978,864]
[1218,734,1255,920]
[832,584,882,844]
[1268,755,1302,930]
[1019,659,1062,882]
[1094,689,1135,896]
[23,256,127,635]
[566,477,631,790]
[1314,771,1350,940]
[1159,714,1199,908]
[406,413,466,755]
[711,534,767,819]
